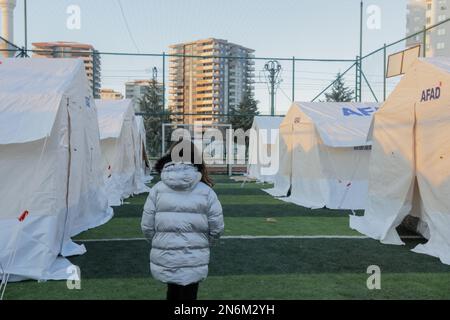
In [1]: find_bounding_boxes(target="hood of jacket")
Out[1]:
[161,162,202,191]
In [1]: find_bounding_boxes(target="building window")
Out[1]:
[438,28,446,35]
[437,42,445,49]
[438,14,446,22]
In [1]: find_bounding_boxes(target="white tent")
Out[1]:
[350,57,450,265]
[96,99,150,206]
[247,116,284,183]
[0,58,113,281]
[264,102,379,210]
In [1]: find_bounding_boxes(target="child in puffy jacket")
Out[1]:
[141,141,224,300]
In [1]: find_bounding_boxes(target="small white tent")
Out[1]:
[96,99,150,206]
[265,102,379,210]
[247,116,284,183]
[0,58,113,281]
[350,57,450,265]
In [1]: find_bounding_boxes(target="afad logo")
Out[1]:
[342,106,379,117]
[85,96,91,108]
[420,81,442,102]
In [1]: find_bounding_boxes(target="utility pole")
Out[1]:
[24,0,27,55]
[264,60,282,116]
[162,52,166,112]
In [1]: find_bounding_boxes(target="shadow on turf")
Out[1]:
[69,238,450,280]
[112,203,351,218]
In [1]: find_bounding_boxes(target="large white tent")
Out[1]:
[264,102,379,210]
[247,116,284,183]
[350,57,450,265]
[0,58,113,281]
[96,99,150,206]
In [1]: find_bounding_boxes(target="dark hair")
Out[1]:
[154,140,214,187]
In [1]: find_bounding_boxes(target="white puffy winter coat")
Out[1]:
[141,162,224,285]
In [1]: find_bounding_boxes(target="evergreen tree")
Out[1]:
[325,72,355,102]
[139,80,170,157]
[229,89,260,132]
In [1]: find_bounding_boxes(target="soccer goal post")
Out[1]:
[161,123,235,176]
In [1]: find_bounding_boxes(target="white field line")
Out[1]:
[76,235,422,242]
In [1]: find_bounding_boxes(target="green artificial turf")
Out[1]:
[75,176,357,240]
[5,238,450,300]
[4,175,450,300]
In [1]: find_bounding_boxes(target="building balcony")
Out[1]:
[196,72,214,78]
[202,43,220,51]
[196,93,213,99]
[169,62,182,68]
[169,70,183,76]
[200,50,220,57]
[195,65,213,72]
[195,100,214,106]
[195,103,214,109]
[169,56,183,63]
[168,74,184,81]
[168,88,183,95]
[195,79,212,85]
[200,57,220,64]
[169,48,184,55]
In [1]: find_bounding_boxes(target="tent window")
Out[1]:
[353,145,372,151]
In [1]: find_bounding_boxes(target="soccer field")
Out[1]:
[4,175,450,300]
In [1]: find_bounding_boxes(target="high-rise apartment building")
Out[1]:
[168,38,255,125]
[406,0,450,56]
[100,88,124,100]
[125,79,164,112]
[32,41,101,98]
[0,0,17,58]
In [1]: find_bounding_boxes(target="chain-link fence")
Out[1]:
[2,17,450,169]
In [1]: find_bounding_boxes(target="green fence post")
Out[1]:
[162,52,166,112]
[292,56,295,101]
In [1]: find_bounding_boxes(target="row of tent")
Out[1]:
[0,58,150,281]
[247,57,450,265]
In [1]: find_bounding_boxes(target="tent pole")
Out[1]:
[383,43,387,101]
[423,25,427,57]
